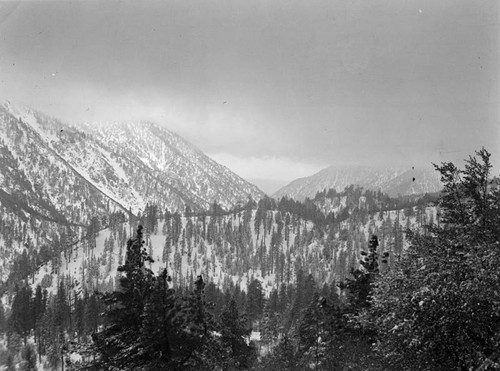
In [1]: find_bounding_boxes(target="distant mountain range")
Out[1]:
[273,165,442,200]
[0,100,264,226]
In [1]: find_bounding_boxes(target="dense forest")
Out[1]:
[1,149,499,370]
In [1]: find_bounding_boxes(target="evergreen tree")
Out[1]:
[342,234,388,311]
[296,292,325,369]
[54,281,69,331]
[32,285,45,332]
[136,271,222,369]
[32,285,46,362]
[9,285,33,344]
[170,275,222,369]
[91,225,226,370]
[366,149,500,370]
[219,299,256,370]
[137,267,176,369]
[261,303,281,348]
[73,293,85,340]
[83,292,100,336]
[92,225,156,369]
[246,278,264,323]
[260,334,298,371]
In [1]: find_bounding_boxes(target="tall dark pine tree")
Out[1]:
[83,292,100,336]
[343,234,388,311]
[32,285,46,361]
[92,225,155,369]
[173,275,222,369]
[296,292,325,369]
[138,267,176,369]
[246,278,264,323]
[139,270,222,370]
[54,281,69,331]
[219,299,256,370]
[9,285,33,344]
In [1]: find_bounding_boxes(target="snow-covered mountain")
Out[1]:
[0,100,264,221]
[0,100,447,371]
[0,100,264,281]
[0,99,440,294]
[273,165,442,200]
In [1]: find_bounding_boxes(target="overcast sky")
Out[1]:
[0,1,498,193]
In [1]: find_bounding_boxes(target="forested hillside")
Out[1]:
[1,148,498,370]
[29,191,438,298]
[1,184,439,369]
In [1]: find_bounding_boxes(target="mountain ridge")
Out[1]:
[0,101,265,219]
[274,164,442,200]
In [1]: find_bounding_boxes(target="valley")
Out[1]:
[0,103,497,371]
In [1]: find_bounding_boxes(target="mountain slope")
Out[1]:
[76,120,264,212]
[0,101,264,218]
[273,165,442,200]
[31,200,439,298]
[0,100,264,281]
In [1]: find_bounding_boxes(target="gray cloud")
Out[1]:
[0,0,498,182]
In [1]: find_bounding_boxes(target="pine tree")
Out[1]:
[91,224,227,370]
[171,275,222,369]
[366,149,500,370]
[32,285,46,362]
[219,298,256,369]
[73,293,85,341]
[83,292,100,336]
[39,300,55,365]
[296,292,325,369]
[54,281,69,331]
[138,267,176,369]
[92,225,156,369]
[342,234,388,311]
[32,285,45,332]
[261,334,298,371]
[9,285,33,344]
[261,303,281,348]
[246,278,264,323]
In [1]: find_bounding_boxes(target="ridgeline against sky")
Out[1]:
[0,0,498,193]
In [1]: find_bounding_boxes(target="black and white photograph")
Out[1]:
[0,1,498,369]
